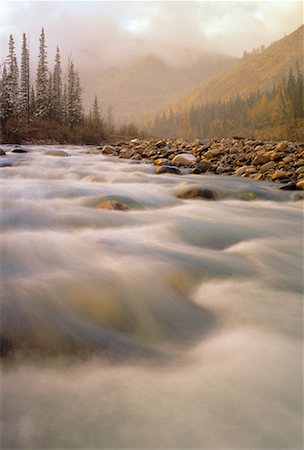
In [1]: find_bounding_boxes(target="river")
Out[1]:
[1,145,303,448]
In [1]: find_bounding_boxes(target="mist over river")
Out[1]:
[1,145,303,449]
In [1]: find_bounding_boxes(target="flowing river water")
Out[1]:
[0,145,303,449]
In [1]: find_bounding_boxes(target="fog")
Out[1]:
[1,1,302,117]
[1,1,303,71]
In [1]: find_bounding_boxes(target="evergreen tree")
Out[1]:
[52,46,63,122]
[62,82,68,124]
[67,60,83,126]
[36,27,49,118]
[74,72,83,124]
[0,64,10,123]
[48,72,54,119]
[5,34,19,119]
[29,86,36,119]
[91,95,101,128]
[20,32,30,120]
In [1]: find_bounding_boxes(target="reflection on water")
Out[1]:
[0,145,303,448]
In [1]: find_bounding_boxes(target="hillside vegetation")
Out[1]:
[176,25,304,110]
[146,26,304,141]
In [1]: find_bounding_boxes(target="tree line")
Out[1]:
[150,63,304,141]
[0,28,109,143]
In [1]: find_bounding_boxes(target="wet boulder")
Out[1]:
[11,146,28,153]
[97,200,129,211]
[155,165,181,175]
[177,187,217,200]
[46,150,70,157]
[0,149,6,156]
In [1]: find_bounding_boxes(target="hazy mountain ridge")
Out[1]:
[84,53,239,124]
[173,25,304,111]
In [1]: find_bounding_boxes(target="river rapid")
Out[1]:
[1,145,303,449]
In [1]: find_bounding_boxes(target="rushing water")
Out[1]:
[0,145,303,449]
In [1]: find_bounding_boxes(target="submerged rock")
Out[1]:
[177,187,217,200]
[0,161,12,167]
[45,150,70,157]
[11,146,28,153]
[155,165,181,175]
[97,200,129,211]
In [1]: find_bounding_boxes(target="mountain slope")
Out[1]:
[84,53,239,124]
[174,25,304,111]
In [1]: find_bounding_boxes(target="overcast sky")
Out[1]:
[1,0,303,72]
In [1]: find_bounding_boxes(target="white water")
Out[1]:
[1,145,303,449]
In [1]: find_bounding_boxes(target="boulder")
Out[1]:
[177,187,217,200]
[171,153,196,167]
[101,145,116,154]
[97,200,129,211]
[119,148,135,159]
[11,146,27,153]
[46,150,70,157]
[155,165,181,175]
[0,149,6,156]
[155,139,167,148]
[204,149,220,159]
[253,154,270,165]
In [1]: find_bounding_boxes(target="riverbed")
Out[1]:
[1,145,303,448]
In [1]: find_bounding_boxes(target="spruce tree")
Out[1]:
[91,95,101,128]
[6,34,19,118]
[67,60,83,126]
[36,27,49,118]
[29,86,36,119]
[20,32,30,121]
[74,72,83,124]
[53,46,63,122]
[0,64,10,123]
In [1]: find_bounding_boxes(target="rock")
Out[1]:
[270,152,284,161]
[155,139,167,148]
[131,153,142,160]
[0,161,12,167]
[204,149,220,159]
[279,182,298,190]
[276,141,289,152]
[260,161,276,173]
[272,170,291,180]
[155,165,181,175]
[97,200,129,211]
[0,149,6,156]
[101,145,116,154]
[235,165,250,176]
[171,153,196,167]
[296,179,304,190]
[295,166,304,175]
[82,150,100,154]
[154,158,170,166]
[253,154,270,165]
[177,187,217,200]
[46,150,70,157]
[119,148,135,159]
[11,146,28,153]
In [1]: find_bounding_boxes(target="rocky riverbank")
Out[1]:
[97,137,304,190]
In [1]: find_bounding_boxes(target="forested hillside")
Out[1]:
[147,26,304,141]
[150,65,304,141]
[175,25,304,110]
